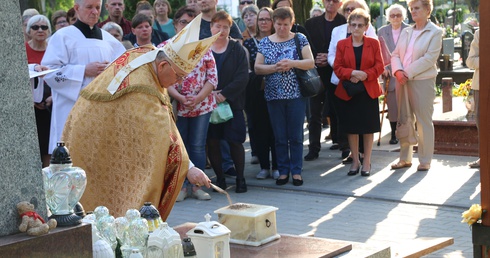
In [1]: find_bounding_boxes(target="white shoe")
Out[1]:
[176,190,187,202]
[272,170,280,179]
[256,169,270,179]
[192,189,211,200]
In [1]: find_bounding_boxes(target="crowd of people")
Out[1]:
[24,0,479,210]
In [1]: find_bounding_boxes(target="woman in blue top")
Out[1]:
[255,7,314,186]
[153,0,176,37]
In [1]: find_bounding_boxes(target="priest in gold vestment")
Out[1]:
[62,14,219,219]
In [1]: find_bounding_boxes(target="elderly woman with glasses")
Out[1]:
[377,4,409,145]
[243,7,279,180]
[25,14,53,168]
[328,0,377,165]
[51,10,69,32]
[333,9,384,177]
[390,0,443,172]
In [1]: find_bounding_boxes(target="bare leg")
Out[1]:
[362,134,374,171]
[347,134,360,170]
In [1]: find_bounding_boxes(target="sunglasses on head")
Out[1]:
[240,0,253,5]
[31,25,49,31]
[344,7,356,13]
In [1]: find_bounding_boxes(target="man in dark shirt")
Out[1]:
[304,0,346,161]
[97,0,132,36]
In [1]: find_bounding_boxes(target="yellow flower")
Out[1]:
[461,204,482,225]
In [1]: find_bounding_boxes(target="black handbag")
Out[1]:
[342,80,366,97]
[293,34,322,97]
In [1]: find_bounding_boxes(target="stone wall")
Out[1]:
[0,1,47,236]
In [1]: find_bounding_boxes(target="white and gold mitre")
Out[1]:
[162,13,219,73]
[107,13,219,95]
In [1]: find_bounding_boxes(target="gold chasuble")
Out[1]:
[62,45,189,219]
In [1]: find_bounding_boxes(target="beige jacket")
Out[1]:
[391,21,443,80]
[466,29,479,90]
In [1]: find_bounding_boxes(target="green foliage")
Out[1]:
[368,2,388,22]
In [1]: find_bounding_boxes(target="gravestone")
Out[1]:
[461,31,474,67]
[0,1,47,236]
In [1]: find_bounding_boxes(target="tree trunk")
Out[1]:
[293,0,312,25]
[19,0,42,15]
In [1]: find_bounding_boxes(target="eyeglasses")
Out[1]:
[31,25,49,31]
[258,18,272,23]
[325,0,340,3]
[167,62,186,81]
[344,7,356,13]
[390,14,402,18]
[240,0,253,5]
[56,20,68,25]
[349,23,365,29]
[178,19,190,25]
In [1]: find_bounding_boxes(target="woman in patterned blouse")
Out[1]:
[254,7,314,186]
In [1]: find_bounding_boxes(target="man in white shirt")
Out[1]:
[41,0,126,154]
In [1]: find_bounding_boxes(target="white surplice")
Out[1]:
[41,25,126,153]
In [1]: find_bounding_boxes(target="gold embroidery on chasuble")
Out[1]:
[63,45,189,218]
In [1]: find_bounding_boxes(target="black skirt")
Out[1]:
[207,109,246,143]
[336,91,380,134]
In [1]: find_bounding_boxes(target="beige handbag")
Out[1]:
[395,84,418,145]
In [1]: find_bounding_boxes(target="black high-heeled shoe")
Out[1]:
[361,164,371,177]
[235,178,247,193]
[276,175,289,185]
[347,165,360,176]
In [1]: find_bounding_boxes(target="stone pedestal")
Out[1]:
[0,223,92,258]
[433,120,478,156]
[442,77,453,113]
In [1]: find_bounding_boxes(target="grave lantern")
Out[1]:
[186,213,231,258]
[42,141,87,226]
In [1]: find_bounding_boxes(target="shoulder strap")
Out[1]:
[397,83,412,122]
[294,33,303,60]
[252,37,259,48]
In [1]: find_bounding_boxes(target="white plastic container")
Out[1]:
[186,214,231,258]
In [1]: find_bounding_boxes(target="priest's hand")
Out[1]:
[85,61,109,77]
[187,167,211,188]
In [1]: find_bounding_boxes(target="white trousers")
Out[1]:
[396,78,436,165]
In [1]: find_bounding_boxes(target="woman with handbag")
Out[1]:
[207,11,250,193]
[327,0,377,164]
[390,0,443,171]
[333,9,384,176]
[255,7,314,186]
[377,4,409,145]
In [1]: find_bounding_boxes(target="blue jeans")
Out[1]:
[267,98,306,176]
[176,112,212,171]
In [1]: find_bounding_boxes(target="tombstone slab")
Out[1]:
[0,1,47,236]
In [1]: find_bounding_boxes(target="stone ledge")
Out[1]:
[433,120,478,156]
[0,223,92,258]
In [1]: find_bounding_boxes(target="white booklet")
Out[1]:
[29,68,58,79]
